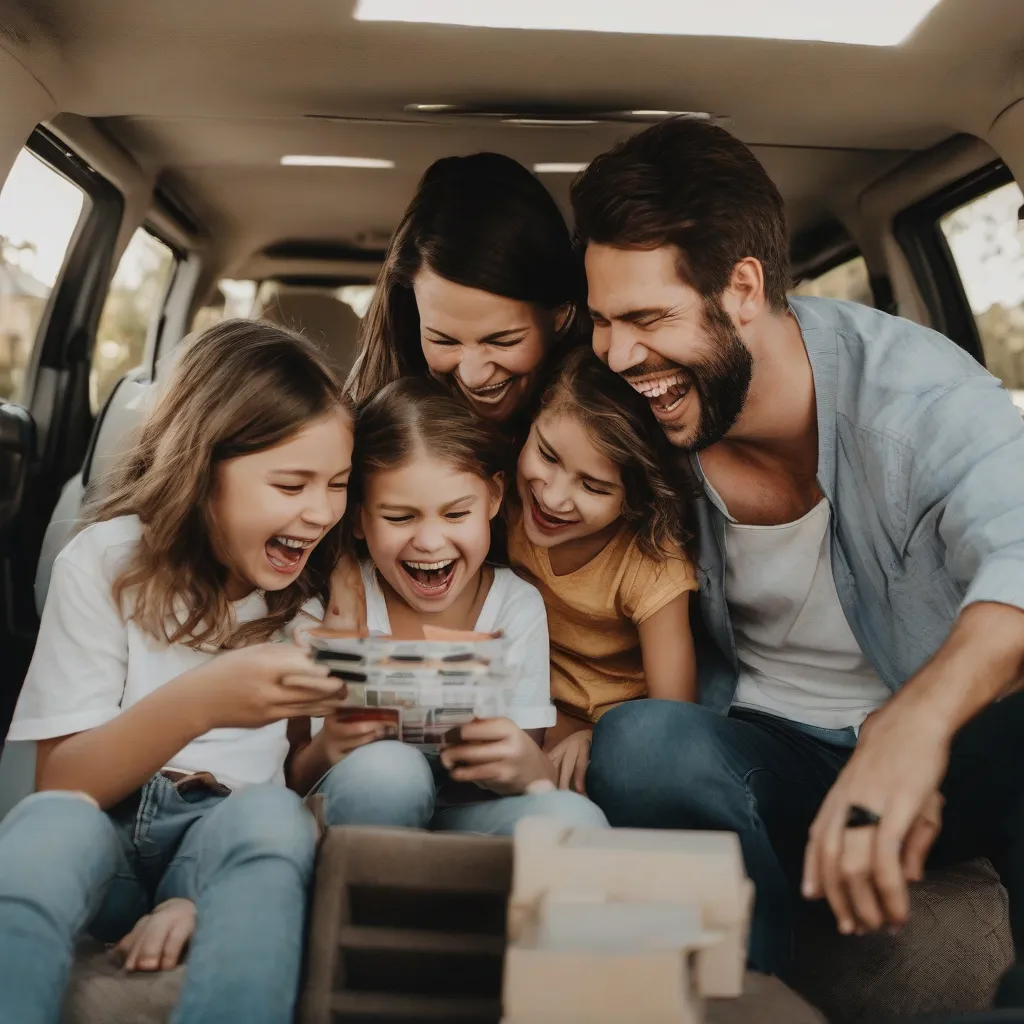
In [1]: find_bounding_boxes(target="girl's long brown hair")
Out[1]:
[536,347,697,560]
[86,318,352,648]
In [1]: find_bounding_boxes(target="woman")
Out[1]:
[347,152,583,436]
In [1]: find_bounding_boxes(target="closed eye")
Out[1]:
[425,335,459,347]
[383,514,413,524]
[582,480,612,496]
[487,336,526,348]
[538,446,557,465]
[445,510,471,520]
[275,484,303,495]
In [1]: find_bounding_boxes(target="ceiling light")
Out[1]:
[280,155,395,168]
[533,162,588,173]
[354,0,941,47]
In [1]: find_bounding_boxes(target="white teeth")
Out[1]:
[628,372,685,397]
[404,559,455,571]
[273,536,315,549]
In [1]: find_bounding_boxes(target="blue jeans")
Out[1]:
[586,697,1024,980]
[314,740,609,833]
[0,775,316,1024]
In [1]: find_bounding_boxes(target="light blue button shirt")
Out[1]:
[691,295,1024,714]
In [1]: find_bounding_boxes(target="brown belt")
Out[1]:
[160,769,231,797]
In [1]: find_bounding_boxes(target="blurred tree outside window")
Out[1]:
[0,149,85,403]
[92,229,176,413]
[790,255,872,306]
[940,181,1024,408]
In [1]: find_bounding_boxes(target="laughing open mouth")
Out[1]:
[627,371,690,413]
[265,534,317,573]
[401,558,458,593]
[530,493,578,532]
[464,376,516,403]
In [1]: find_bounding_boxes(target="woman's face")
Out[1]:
[413,267,561,423]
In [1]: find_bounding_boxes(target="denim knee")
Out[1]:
[0,790,115,859]
[317,741,435,828]
[518,790,609,829]
[208,786,316,874]
[587,700,742,826]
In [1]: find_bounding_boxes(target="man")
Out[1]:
[574,117,1024,980]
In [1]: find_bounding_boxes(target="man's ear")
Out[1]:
[725,258,767,326]
[488,472,506,519]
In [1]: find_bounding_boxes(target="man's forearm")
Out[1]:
[882,601,1024,741]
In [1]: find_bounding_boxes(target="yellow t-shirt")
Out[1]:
[508,519,698,723]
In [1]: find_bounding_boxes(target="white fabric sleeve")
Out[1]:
[7,552,129,741]
[500,581,556,731]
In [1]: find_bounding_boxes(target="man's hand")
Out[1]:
[116,898,196,972]
[802,705,950,935]
[548,729,593,794]
[440,718,557,795]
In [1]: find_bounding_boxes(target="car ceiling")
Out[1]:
[4,0,1023,269]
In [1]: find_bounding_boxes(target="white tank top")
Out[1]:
[707,486,890,731]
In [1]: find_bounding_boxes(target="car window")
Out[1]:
[0,149,86,403]
[92,228,177,413]
[939,181,1024,407]
[790,255,872,306]
[191,279,258,334]
[338,284,376,317]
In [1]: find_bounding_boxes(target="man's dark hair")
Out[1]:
[571,117,789,312]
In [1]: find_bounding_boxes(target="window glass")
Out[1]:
[940,181,1024,407]
[0,149,86,402]
[790,255,872,306]
[190,279,257,334]
[92,229,176,413]
[337,284,376,318]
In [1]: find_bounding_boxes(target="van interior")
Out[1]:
[2,1,1024,1019]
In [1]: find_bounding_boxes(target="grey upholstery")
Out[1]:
[258,290,362,380]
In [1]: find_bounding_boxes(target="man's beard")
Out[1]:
[625,297,753,451]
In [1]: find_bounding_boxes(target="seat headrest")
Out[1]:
[258,291,362,380]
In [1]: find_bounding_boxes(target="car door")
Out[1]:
[0,127,123,736]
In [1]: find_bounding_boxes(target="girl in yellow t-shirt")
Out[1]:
[509,346,699,792]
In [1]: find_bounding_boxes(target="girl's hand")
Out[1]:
[324,550,367,633]
[316,713,390,765]
[116,898,195,972]
[440,718,557,796]
[548,729,593,795]
[192,643,347,731]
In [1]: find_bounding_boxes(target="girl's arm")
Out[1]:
[36,643,343,809]
[637,592,697,701]
[323,550,367,633]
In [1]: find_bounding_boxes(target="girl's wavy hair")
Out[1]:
[85,318,352,649]
[536,347,697,560]
[346,153,585,413]
[348,376,511,562]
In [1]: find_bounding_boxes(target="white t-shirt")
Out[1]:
[361,561,556,731]
[718,493,891,731]
[8,516,321,789]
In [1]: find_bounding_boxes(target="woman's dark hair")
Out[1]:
[536,347,696,560]
[348,376,512,561]
[571,117,789,312]
[347,153,583,405]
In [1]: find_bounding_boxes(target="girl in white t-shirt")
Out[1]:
[0,320,353,1024]
[289,377,607,834]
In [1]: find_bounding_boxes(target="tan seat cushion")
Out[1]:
[791,858,1014,1023]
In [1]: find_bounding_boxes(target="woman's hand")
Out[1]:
[324,550,367,633]
[440,718,557,796]
[548,729,593,794]
[116,898,195,972]
[190,643,347,731]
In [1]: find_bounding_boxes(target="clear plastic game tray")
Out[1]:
[303,628,515,751]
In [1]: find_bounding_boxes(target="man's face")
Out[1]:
[586,244,753,450]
